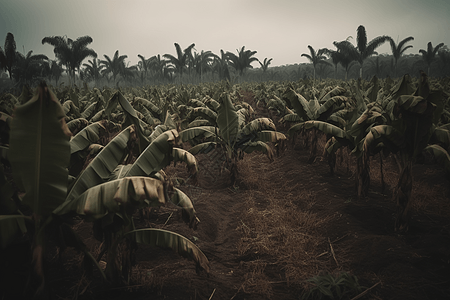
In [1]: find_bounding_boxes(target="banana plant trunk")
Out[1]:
[356,153,370,198]
[394,160,413,233]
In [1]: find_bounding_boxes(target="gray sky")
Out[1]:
[1,0,449,68]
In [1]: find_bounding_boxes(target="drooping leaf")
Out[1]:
[125,228,210,273]
[217,93,239,145]
[54,176,167,219]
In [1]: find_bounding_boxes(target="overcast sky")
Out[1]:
[1,0,449,68]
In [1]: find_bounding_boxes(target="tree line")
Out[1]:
[0,25,449,88]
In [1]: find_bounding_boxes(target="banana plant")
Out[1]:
[0,82,106,297]
[180,92,286,184]
[283,86,348,162]
[362,72,449,232]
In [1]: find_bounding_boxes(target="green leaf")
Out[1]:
[125,228,210,273]
[217,93,239,145]
[62,125,134,207]
[70,121,106,154]
[54,176,167,219]
[9,84,71,217]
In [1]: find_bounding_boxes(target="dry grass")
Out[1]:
[236,154,338,294]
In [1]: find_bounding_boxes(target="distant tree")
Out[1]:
[82,58,104,85]
[437,46,450,77]
[226,46,258,76]
[323,48,342,79]
[42,35,97,84]
[100,50,128,84]
[192,50,216,82]
[48,60,64,86]
[148,54,168,81]
[301,45,331,82]
[332,40,359,80]
[137,54,151,80]
[163,43,195,80]
[389,36,414,77]
[0,33,17,80]
[258,57,273,72]
[12,50,48,86]
[419,42,445,76]
[212,50,230,81]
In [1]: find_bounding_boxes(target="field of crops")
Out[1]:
[0,75,449,300]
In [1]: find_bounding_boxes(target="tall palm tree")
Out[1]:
[192,50,216,82]
[356,25,391,78]
[437,47,450,77]
[336,26,390,78]
[323,48,342,79]
[301,45,331,82]
[212,49,230,81]
[100,50,128,84]
[148,54,167,81]
[226,46,258,76]
[12,50,48,86]
[389,36,414,77]
[82,58,104,85]
[332,40,359,80]
[419,42,445,76]
[42,35,97,84]
[137,54,151,80]
[48,60,64,86]
[163,43,195,80]
[0,32,17,80]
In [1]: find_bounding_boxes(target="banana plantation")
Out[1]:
[0,71,449,299]
[0,25,450,300]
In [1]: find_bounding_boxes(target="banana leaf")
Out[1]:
[0,215,29,249]
[241,141,273,161]
[217,93,239,145]
[256,131,287,143]
[188,107,217,126]
[289,120,348,139]
[9,84,71,217]
[54,176,167,219]
[188,119,211,128]
[125,228,210,273]
[63,125,135,206]
[122,129,178,178]
[283,88,315,121]
[70,121,106,154]
[240,118,276,136]
[169,188,199,228]
[188,142,218,155]
[179,126,218,145]
[67,118,89,135]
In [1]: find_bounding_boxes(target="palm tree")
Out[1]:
[258,57,273,72]
[301,45,331,82]
[148,54,168,81]
[389,36,414,77]
[12,50,48,86]
[41,35,97,84]
[163,43,195,80]
[137,54,151,80]
[82,58,104,85]
[323,48,342,79]
[356,25,391,78]
[212,50,230,81]
[437,47,450,77]
[419,42,445,76]
[192,50,216,82]
[47,60,64,85]
[226,46,258,77]
[0,32,17,80]
[332,40,359,80]
[100,50,128,84]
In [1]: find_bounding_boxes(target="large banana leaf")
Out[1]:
[363,125,404,155]
[217,93,239,145]
[70,121,106,154]
[179,126,218,145]
[288,120,348,140]
[187,142,218,155]
[111,92,150,152]
[283,88,315,121]
[188,107,217,126]
[0,215,29,249]
[320,86,346,102]
[239,118,276,137]
[133,97,162,120]
[241,141,273,161]
[256,131,287,143]
[122,129,178,178]
[63,125,135,206]
[54,176,166,219]
[125,228,210,273]
[67,118,89,135]
[9,84,71,217]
